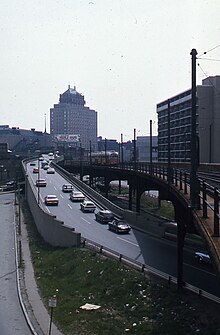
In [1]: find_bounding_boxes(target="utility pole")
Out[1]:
[133,128,137,170]
[150,120,152,174]
[190,48,200,209]
[121,133,124,166]
[105,138,107,164]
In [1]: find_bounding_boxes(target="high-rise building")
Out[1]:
[157,75,220,163]
[50,86,97,150]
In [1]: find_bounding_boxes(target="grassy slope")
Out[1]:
[20,198,220,335]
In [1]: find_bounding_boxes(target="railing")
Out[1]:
[81,237,220,304]
[61,160,220,237]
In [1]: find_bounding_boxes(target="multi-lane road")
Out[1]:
[27,157,220,298]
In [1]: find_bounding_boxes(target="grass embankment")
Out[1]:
[21,199,220,335]
[109,186,175,221]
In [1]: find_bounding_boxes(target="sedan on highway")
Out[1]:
[62,184,74,193]
[195,252,211,265]
[35,179,47,187]
[95,210,114,223]
[44,195,59,206]
[70,191,85,202]
[33,167,39,173]
[108,219,131,234]
[80,200,96,213]
[47,167,55,174]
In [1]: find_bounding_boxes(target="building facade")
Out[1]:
[136,136,158,162]
[50,86,97,150]
[157,75,220,163]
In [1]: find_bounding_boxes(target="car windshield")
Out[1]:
[47,195,57,199]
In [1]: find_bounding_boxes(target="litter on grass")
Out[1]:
[80,303,101,310]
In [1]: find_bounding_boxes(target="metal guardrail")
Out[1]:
[81,237,220,304]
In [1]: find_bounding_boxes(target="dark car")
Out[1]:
[108,220,131,234]
[95,210,114,223]
[195,252,211,265]
[62,184,74,193]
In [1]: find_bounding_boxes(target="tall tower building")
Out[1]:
[50,85,97,150]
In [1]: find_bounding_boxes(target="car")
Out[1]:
[41,160,48,168]
[39,156,44,161]
[62,184,74,193]
[195,252,211,265]
[70,191,85,202]
[48,153,54,160]
[95,210,114,223]
[35,179,47,187]
[33,167,39,173]
[80,200,96,213]
[44,194,59,206]
[30,162,36,166]
[108,219,131,234]
[43,164,50,170]
[47,168,55,174]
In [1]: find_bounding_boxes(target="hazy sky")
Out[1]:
[1,0,220,141]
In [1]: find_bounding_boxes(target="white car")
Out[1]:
[44,194,59,206]
[70,191,85,202]
[47,168,55,174]
[80,200,96,213]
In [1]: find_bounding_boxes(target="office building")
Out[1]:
[157,75,220,163]
[136,136,158,162]
[50,86,97,150]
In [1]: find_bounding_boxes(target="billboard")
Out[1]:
[54,134,80,143]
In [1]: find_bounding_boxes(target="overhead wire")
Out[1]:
[197,44,220,58]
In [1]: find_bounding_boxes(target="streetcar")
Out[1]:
[91,151,118,165]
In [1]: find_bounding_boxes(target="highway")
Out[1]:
[27,157,220,298]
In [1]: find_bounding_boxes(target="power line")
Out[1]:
[198,44,220,58]
[197,57,220,62]
[197,63,220,95]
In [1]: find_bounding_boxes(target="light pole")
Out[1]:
[150,120,152,174]
[37,156,40,204]
[133,128,136,170]
[121,133,124,166]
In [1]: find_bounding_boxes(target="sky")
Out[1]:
[1,0,220,141]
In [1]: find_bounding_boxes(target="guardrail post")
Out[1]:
[179,170,183,190]
[202,181,208,218]
[175,170,178,186]
[213,188,220,236]
[184,172,187,194]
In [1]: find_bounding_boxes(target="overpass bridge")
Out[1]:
[56,160,220,289]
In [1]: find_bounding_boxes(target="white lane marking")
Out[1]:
[60,194,64,198]
[54,186,57,190]
[183,262,215,276]
[116,236,139,247]
[68,204,72,209]
[81,217,91,225]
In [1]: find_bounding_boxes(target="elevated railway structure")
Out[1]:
[55,159,220,289]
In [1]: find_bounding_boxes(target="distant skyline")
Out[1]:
[1,0,220,141]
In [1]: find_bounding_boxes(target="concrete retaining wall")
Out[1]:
[24,170,81,247]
